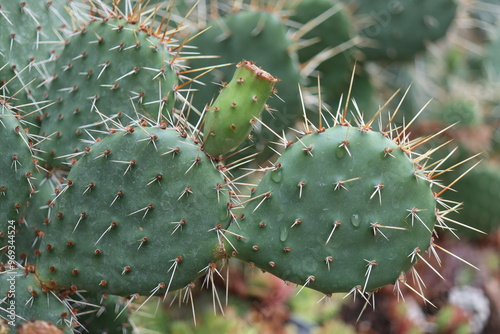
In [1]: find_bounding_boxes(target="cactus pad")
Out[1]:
[228,125,437,294]
[35,125,231,296]
[0,114,35,260]
[351,0,458,61]
[0,268,74,332]
[37,17,179,168]
[202,60,279,158]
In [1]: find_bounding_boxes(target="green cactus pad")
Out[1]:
[35,126,230,296]
[350,0,458,61]
[76,293,132,333]
[202,60,279,158]
[228,125,437,294]
[0,114,35,260]
[16,169,61,263]
[188,10,303,159]
[0,269,74,333]
[37,17,179,168]
[445,162,500,239]
[0,0,79,123]
[289,0,376,113]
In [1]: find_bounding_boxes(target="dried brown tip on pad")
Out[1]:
[237,60,280,83]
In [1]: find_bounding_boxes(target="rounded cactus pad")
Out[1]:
[188,10,302,155]
[35,126,231,296]
[228,125,437,294]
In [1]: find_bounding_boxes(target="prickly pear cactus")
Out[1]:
[0,114,35,260]
[202,60,279,158]
[37,17,179,168]
[0,0,80,119]
[35,125,231,296]
[227,123,439,294]
[16,169,61,263]
[350,0,458,61]
[188,10,303,153]
[445,162,500,239]
[0,267,74,333]
[76,293,132,334]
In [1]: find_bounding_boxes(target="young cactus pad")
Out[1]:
[202,60,279,158]
[227,123,439,294]
[188,10,303,157]
[35,125,231,296]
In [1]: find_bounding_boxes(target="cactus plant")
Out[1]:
[226,115,446,294]
[32,127,230,295]
[202,60,279,158]
[0,267,75,332]
[0,113,36,262]
[34,124,232,296]
[0,0,83,123]
[347,0,458,61]
[0,0,491,332]
[37,16,179,168]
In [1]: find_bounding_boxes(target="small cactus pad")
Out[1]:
[37,17,179,168]
[202,60,279,158]
[35,126,230,296]
[188,10,302,157]
[228,125,437,294]
[0,268,74,332]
